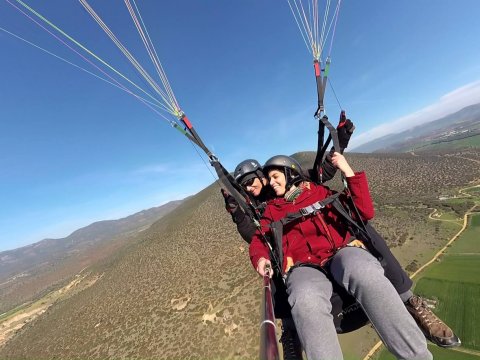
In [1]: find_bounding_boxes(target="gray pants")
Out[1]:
[286,247,432,360]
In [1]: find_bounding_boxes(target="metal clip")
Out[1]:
[300,206,313,216]
[312,202,325,212]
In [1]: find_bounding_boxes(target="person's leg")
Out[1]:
[286,266,342,360]
[280,317,303,360]
[271,274,303,360]
[364,223,460,347]
[271,274,303,359]
[330,247,432,360]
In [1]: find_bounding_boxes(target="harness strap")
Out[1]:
[270,221,284,273]
[211,159,252,216]
[330,200,384,263]
[268,193,341,271]
[267,190,385,271]
[279,193,341,226]
[320,116,340,153]
[330,199,369,238]
[313,115,341,183]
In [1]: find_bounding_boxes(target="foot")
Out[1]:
[405,295,461,348]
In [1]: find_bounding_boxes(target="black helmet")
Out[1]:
[234,159,263,185]
[263,155,305,190]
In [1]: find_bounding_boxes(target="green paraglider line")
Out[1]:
[9,0,169,113]
[0,25,168,113]
[171,122,200,146]
[6,0,273,210]
[323,59,331,77]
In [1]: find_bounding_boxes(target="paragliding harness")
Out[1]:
[270,183,378,334]
[267,188,374,333]
[211,67,376,334]
[256,58,379,333]
[180,16,371,336]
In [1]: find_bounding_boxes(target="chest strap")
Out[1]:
[269,193,342,270]
[280,192,342,226]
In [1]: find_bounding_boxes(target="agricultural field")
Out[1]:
[377,213,480,359]
[413,134,480,152]
[465,187,480,197]
[432,211,463,222]
[378,345,480,360]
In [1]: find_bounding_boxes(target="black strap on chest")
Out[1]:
[284,193,342,225]
[269,193,342,268]
[268,190,379,269]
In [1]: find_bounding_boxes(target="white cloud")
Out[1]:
[350,80,480,149]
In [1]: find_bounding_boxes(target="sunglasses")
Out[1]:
[241,177,256,188]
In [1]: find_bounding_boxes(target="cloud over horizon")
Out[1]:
[350,80,480,149]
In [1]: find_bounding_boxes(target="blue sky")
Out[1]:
[1,1,480,252]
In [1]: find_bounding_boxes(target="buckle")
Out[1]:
[312,202,324,211]
[300,206,312,216]
[299,202,325,216]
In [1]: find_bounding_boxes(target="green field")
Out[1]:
[414,134,480,152]
[465,187,480,197]
[415,278,480,350]
[413,214,480,352]
[378,345,480,360]
[437,214,463,222]
[377,213,480,359]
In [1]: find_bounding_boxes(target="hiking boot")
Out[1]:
[280,327,303,360]
[405,295,461,348]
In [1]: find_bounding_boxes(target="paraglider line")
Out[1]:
[8,0,172,114]
[0,26,170,113]
[328,78,343,111]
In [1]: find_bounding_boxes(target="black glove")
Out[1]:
[337,118,355,150]
[221,189,239,214]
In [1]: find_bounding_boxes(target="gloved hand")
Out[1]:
[221,189,239,214]
[337,117,355,150]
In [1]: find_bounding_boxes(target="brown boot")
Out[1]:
[405,295,461,348]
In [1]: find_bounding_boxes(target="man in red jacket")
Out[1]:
[250,154,433,360]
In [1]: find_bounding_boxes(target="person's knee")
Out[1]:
[290,285,331,316]
[287,268,332,315]
[331,248,384,288]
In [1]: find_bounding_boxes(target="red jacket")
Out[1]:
[249,172,374,272]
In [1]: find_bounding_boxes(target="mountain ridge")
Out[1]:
[0,199,184,315]
[354,103,480,153]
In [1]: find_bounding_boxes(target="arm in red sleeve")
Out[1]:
[345,171,375,220]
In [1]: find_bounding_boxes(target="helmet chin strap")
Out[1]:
[260,176,268,187]
[284,167,292,190]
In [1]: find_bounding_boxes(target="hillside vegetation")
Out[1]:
[0,201,183,315]
[0,150,479,359]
